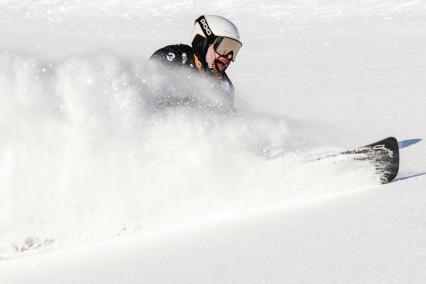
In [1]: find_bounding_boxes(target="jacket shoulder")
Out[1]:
[150,44,194,66]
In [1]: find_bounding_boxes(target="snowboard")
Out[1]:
[314,137,400,184]
[341,137,399,184]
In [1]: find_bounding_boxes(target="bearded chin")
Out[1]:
[215,60,228,72]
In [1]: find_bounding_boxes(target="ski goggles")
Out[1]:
[213,37,242,61]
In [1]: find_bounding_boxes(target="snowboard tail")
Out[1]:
[342,137,399,184]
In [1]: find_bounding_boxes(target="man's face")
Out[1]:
[206,45,233,73]
[215,52,233,72]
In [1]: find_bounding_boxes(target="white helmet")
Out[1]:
[191,15,242,62]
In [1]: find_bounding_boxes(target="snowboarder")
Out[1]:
[150,15,242,106]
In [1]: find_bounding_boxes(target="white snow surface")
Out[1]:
[1,0,426,283]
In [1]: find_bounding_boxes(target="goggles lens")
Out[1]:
[213,37,242,61]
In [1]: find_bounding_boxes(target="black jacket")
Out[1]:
[150,44,235,104]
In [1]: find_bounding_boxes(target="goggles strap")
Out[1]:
[195,16,217,44]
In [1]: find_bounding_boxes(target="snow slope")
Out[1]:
[0,0,425,283]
